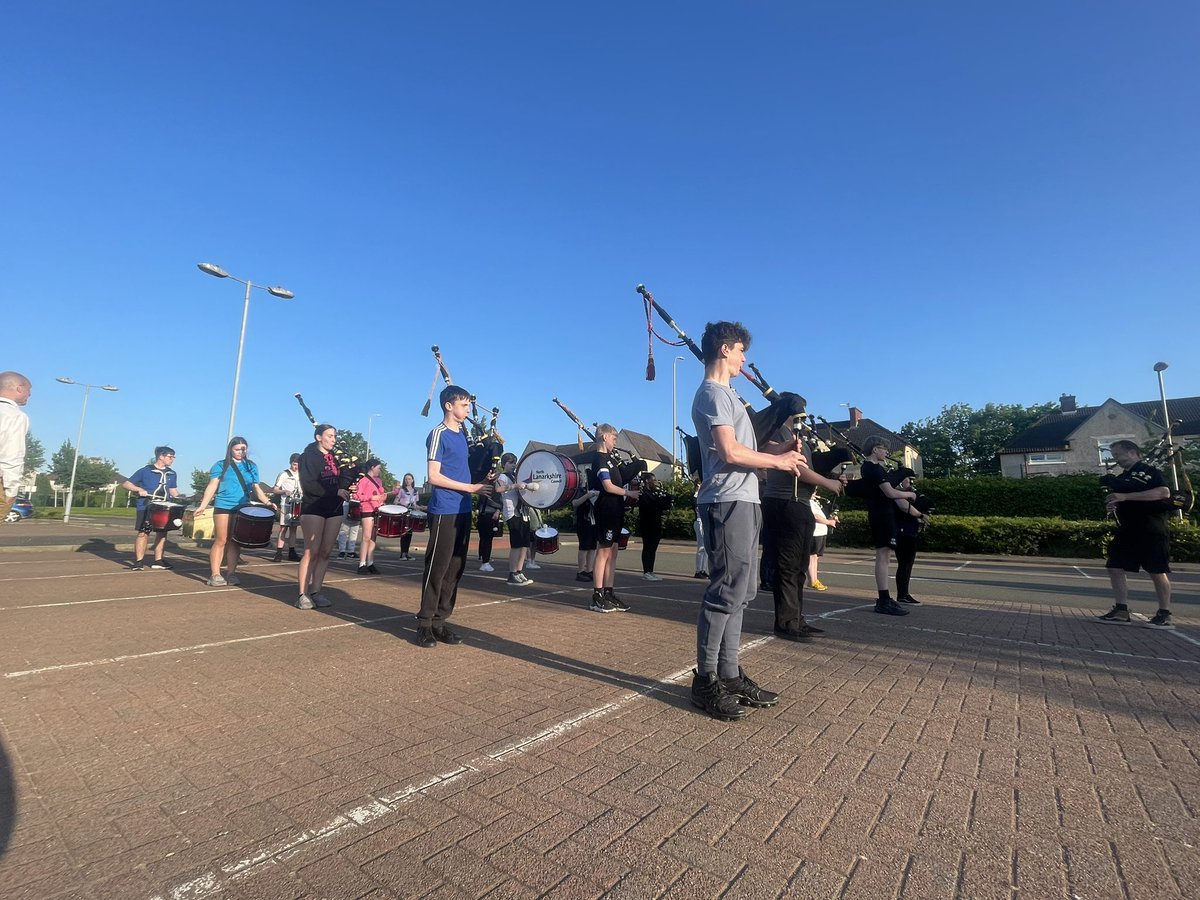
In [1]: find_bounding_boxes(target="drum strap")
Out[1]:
[230,463,252,504]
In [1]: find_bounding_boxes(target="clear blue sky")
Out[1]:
[3,2,1196,485]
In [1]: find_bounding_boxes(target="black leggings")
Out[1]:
[641,529,662,573]
[895,533,918,599]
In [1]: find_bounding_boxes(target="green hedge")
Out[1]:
[827,510,1200,563]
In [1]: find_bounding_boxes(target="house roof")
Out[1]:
[1000,396,1200,454]
[519,430,671,467]
[812,418,912,455]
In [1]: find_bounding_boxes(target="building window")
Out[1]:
[1027,452,1065,465]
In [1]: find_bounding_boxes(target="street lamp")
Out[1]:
[671,355,687,479]
[367,413,382,458]
[56,377,119,524]
[1153,361,1183,521]
[197,262,295,441]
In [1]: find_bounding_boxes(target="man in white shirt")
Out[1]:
[0,371,32,523]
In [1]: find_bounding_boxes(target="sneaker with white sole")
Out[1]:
[206,575,228,587]
[589,591,617,613]
[150,560,173,570]
[1144,609,1174,629]
[524,561,541,570]
[480,562,495,572]
[296,593,315,609]
[641,572,662,581]
[1097,605,1131,624]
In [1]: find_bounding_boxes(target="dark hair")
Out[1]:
[501,452,517,466]
[440,385,470,407]
[217,435,254,485]
[701,321,752,364]
[402,472,416,487]
[154,445,175,459]
[864,435,889,454]
[289,453,302,465]
[314,423,335,439]
[364,458,382,471]
[1110,439,1141,455]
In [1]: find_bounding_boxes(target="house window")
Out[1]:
[1027,452,1065,465]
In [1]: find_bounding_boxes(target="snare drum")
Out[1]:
[516,450,580,510]
[376,505,407,538]
[231,505,275,548]
[617,527,630,550]
[347,500,363,521]
[533,525,560,555]
[147,500,186,532]
[407,510,428,533]
[281,497,302,527]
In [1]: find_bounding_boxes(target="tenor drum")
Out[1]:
[407,510,428,533]
[376,505,408,539]
[231,505,275,548]
[617,527,630,550]
[147,500,185,532]
[516,450,580,510]
[533,525,560,555]
[347,500,363,521]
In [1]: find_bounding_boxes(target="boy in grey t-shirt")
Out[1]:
[690,321,806,721]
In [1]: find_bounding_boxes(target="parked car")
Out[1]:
[4,497,34,523]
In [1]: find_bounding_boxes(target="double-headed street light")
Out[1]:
[1153,361,1183,521]
[56,377,119,524]
[197,263,295,442]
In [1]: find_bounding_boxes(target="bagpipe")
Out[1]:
[551,397,647,485]
[294,393,365,492]
[638,284,864,483]
[420,344,505,482]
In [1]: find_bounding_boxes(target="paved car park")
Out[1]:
[1,519,1198,899]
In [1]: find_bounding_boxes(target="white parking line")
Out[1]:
[1073,566,1092,579]
[954,561,971,571]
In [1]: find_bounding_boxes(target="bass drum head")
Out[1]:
[516,450,579,510]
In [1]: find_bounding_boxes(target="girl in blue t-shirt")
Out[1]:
[194,435,277,587]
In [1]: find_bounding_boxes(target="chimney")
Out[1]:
[1060,394,1077,413]
[849,407,863,427]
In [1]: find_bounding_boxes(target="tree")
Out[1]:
[24,432,45,477]
[335,429,397,486]
[900,401,1060,478]
[49,440,121,492]
[191,468,211,497]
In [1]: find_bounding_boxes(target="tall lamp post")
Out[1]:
[671,355,686,479]
[1153,361,1183,521]
[367,413,382,458]
[56,378,119,524]
[197,263,295,442]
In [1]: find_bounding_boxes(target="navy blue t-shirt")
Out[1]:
[126,465,178,510]
[426,423,472,515]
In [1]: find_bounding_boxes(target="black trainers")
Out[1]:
[604,589,629,612]
[693,571,709,579]
[874,600,909,616]
[589,591,617,613]
[367,564,380,575]
[357,565,370,575]
[1144,609,1174,630]
[130,561,145,571]
[575,571,592,582]
[798,619,824,634]
[432,625,462,644]
[897,595,922,605]
[415,627,438,648]
[690,670,749,721]
[1097,605,1131,625]
[288,548,301,562]
[773,625,814,643]
[150,560,173,570]
[272,549,284,562]
[721,667,780,708]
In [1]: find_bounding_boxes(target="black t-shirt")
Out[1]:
[588,449,624,510]
[860,460,893,514]
[1110,461,1170,534]
[763,428,814,501]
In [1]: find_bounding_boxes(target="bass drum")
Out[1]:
[516,450,579,510]
[231,505,275,548]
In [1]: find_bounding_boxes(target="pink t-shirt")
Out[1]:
[353,474,387,513]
